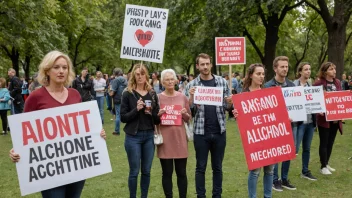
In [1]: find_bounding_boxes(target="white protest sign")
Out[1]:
[282,87,307,122]
[8,101,112,196]
[303,86,326,114]
[120,4,169,63]
[194,86,223,106]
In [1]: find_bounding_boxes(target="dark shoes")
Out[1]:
[112,132,120,136]
[301,170,317,181]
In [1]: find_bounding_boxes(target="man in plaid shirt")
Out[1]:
[184,53,231,198]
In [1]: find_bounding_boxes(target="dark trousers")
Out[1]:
[41,180,85,198]
[318,124,339,168]
[160,158,188,198]
[0,110,8,132]
[194,133,226,198]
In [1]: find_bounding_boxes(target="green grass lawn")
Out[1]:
[1,109,352,198]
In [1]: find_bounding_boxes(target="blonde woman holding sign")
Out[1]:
[157,69,191,198]
[233,63,275,198]
[9,51,106,198]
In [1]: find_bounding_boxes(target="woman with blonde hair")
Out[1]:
[120,63,161,198]
[0,78,11,135]
[157,69,191,198]
[9,50,106,197]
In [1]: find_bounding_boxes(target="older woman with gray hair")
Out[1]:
[156,69,191,198]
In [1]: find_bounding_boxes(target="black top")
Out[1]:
[135,91,154,131]
[326,80,337,92]
[120,89,160,135]
[200,77,221,134]
[72,76,93,102]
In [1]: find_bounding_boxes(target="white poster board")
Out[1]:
[8,101,112,196]
[120,4,169,63]
[303,86,326,114]
[282,87,307,122]
[194,86,223,106]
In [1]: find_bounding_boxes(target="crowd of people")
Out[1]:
[4,50,346,198]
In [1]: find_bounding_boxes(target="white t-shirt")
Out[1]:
[93,78,106,97]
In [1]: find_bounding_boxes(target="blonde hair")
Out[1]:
[0,78,6,88]
[37,51,75,87]
[127,63,152,92]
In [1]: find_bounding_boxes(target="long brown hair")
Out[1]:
[243,63,265,90]
[317,62,335,79]
[127,63,152,92]
[296,62,310,78]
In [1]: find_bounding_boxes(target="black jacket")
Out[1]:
[120,89,160,135]
[9,76,24,105]
[72,76,93,102]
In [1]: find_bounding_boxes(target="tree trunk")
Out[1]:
[24,55,31,80]
[263,25,279,79]
[327,25,346,79]
[11,46,20,77]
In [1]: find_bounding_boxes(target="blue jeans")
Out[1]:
[292,125,298,154]
[114,104,121,133]
[125,130,155,198]
[96,96,104,124]
[248,165,274,198]
[41,180,85,198]
[273,160,290,182]
[106,94,112,110]
[194,133,226,198]
[296,123,315,173]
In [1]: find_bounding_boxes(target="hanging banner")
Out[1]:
[120,4,169,63]
[324,91,352,121]
[215,37,246,65]
[8,101,112,196]
[303,86,326,114]
[194,86,223,106]
[160,104,182,125]
[282,87,307,122]
[232,87,295,170]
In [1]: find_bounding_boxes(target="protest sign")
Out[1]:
[160,104,182,125]
[8,101,112,196]
[303,86,326,114]
[215,37,246,65]
[282,87,307,122]
[194,86,223,106]
[232,87,295,170]
[324,91,352,121]
[120,4,169,63]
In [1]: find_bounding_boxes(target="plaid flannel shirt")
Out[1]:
[183,74,230,135]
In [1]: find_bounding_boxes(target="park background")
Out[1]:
[1,109,352,197]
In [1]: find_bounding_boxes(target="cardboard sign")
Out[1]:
[232,87,295,170]
[160,104,182,125]
[120,4,169,63]
[325,91,352,121]
[215,37,246,65]
[282,87,307,122]
[303,86,326,114]
[8,101,112,196]
[194,86,223,106]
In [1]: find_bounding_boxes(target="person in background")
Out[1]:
[8,68,24,114]
[21,77,29,101]
[341,74,349,90]
[314,62,342,175]
[8,50,106,198]
[151,71,163,94]
[293,62,317,181]
[233,63,274,198]
[184,53,231,198]
[72,68,93,102]
[188,74,194,82]
[235,72,243,93]
[177,74,187,92]
[28,73,42,94]
[348,75,352,90]
[120,63,161,198]
[93,71,106,124]
[157,69,191,198]
[0,78,11,135]
[264,56,296,191]
[104,73,113,112]
[110,68,127,136]
[231,73,238,94]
